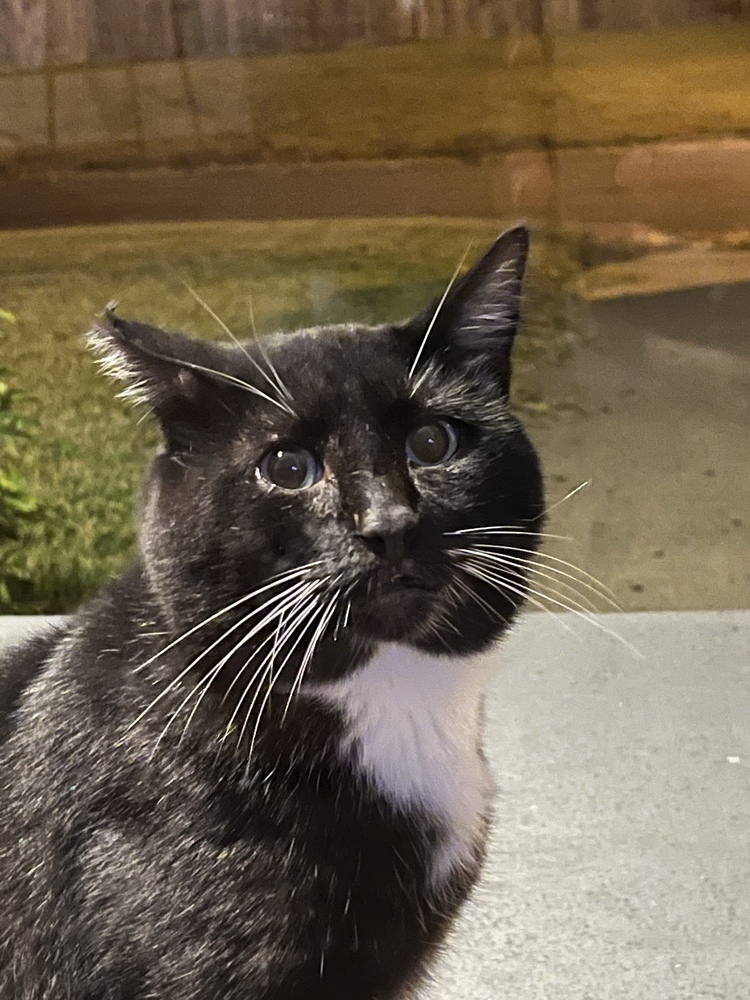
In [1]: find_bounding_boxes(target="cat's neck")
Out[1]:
[311,643,496,884]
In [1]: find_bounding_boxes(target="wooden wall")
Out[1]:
[1,0,747,69]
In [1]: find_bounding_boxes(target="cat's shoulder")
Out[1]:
[0,624,68,743]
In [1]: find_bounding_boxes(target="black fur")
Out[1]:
[0,227,543,999]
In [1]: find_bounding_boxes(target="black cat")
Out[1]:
[0,226,543,999]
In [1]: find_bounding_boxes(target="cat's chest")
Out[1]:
[313,644,495,885]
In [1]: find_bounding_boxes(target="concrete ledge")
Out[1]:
[2,611,749,997]
[0,615,68,648]
[2,140,750,233]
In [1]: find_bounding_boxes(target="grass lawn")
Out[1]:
[0,217,588,613]
[8,26,750,172]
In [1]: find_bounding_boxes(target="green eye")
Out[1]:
[406,420,458,467]
[259,447,322,490]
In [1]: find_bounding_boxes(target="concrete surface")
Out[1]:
[422,610,750,999]
[525,282,750,612]
[2,611,748,997]
[0,616,67,647]
[578,247,750,300]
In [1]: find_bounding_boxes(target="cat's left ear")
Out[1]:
[409,225,529,393]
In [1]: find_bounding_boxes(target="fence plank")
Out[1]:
[488,0,537,34]
[2,0,47,69]
[45,0,94,65]
[192,0,243,57]
[0,0,13,68]
[92,0,176,63]
[0,0,747,69]
[544,0,581,32]
[597,0,695,29]
[188,57,254,134]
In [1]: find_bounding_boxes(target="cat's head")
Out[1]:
[89,226,543,677]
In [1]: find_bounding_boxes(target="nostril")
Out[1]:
[361,535,387,558]
[355,504,419,563]
[359,531,409,566]
[403,525,419,548]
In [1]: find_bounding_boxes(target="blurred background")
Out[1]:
[0,0,748,615]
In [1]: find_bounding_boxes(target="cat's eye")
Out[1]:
[406,420,459,467]
[259,447,323,490]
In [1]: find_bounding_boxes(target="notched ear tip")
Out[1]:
[86,311,156,407]
[87,308,129,361]
[96,306,141,344]
[102,307,126,338]
[86,313,219,420]
[87,309,162,363]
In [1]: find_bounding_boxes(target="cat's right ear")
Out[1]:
[405,226,529,396]
[87,310,236,447]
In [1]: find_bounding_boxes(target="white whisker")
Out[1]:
[456,553,640,656]
[453,545,621,612]
[179,280,297,417]
[542,480,590,517]
[247,294,296,407]
[450,573,512,626]
[333,581,357,641]
[131,563,320,676]
[281,587,341,722]
[444,527,571,541]
[215,586,324,756]
[228,587,325,748]
[408,242,473,387]
[453,554,578,639]
[167,353,295,416]
[136,577,315,751]
[457,548,601,616]
[219,579,322,715]
[170,579,321,751]
[242,589,328,759]
[474,544,619,602]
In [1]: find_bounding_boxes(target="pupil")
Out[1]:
[273,450,305,488]
[414,423,447,462]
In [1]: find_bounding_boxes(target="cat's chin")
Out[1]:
[351,586,445,643]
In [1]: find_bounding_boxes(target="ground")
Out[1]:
[527,283,750,612]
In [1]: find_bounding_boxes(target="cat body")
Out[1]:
[0,227,543,999]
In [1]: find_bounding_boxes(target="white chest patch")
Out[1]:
[314,644,496,884]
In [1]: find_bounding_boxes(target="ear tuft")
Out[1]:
[87,311,245,448]
[87,310,209,411]
[87,311,157,408]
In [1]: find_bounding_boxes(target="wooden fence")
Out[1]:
[1,0,748,69]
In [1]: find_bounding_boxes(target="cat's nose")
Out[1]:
[356,503,419,566]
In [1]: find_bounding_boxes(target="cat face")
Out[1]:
[89,227,543,676]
